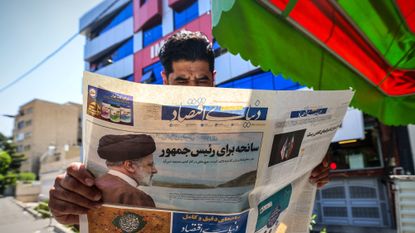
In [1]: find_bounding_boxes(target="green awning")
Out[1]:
[212,0,415,125]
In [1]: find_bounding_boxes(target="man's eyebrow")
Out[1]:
[197,76,210,80]
[174,76,189,80]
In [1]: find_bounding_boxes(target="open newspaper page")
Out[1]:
[80,72,353,233]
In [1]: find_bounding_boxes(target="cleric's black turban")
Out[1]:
[97,134,156,162]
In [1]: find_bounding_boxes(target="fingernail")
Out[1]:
[94,194,102,201]
[85,178,94,186]
[94,203,102,209]
[323,160,328,167]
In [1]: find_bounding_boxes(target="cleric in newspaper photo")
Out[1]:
[94,134,157,207]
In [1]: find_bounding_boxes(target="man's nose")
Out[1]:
[187,80,198,86]
[152,166,158,174]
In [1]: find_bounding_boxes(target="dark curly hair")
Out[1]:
[158,30,214,76]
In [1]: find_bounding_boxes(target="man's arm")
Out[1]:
[309,156,330,188]
[48,162,102,225]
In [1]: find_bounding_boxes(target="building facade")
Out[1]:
[39,145,82,199]
[78,0,303,90]
[12,99,82,175]
[79,1,411,231]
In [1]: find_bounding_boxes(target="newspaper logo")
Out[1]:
[162,105,268,122]
[290,107,328,118]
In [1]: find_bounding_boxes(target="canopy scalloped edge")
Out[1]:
[212,0,415,126]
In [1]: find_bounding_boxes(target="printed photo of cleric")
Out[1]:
[268,129,306,167]
[94,134,158,208]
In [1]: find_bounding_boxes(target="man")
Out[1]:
[49,30,330,225]
[94,134,157,207]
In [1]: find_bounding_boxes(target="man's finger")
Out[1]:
[310,166,330,179]
[59,174,101,201]
[50,185,101,210]
[310,163,330,177]
[317,180,329,189]
[66,162,95,187]
[53,214,80,225]
[49,193,89,217]
[322,157,329,167]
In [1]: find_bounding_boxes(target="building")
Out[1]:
[39,145,81,199]
[12,99,82,175]
[78,0,303,90]
[79,1,412,231]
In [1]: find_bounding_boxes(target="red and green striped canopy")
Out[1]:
[212,0,415,125]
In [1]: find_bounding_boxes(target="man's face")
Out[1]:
[131,154,157,186]
[161,60,215,87]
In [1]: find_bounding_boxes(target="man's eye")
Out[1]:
[174,78,187,83]
[198,79,212,86]
[198,77,210,82]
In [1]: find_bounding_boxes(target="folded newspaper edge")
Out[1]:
[80,72,354,233]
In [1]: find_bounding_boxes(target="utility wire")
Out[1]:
[0,33,78,93]
[0,0,119,93]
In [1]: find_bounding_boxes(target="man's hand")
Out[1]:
[49,162,102,225]
[309,156,330,189]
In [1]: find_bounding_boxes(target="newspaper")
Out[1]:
[80,72,354,233]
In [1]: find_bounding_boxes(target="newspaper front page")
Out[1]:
[80,72,354,233]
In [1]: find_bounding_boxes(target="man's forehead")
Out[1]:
[171,60,210,72]
[141,154,154,162]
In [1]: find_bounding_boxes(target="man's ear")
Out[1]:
[161,71,168,85]
[123,161,135,173]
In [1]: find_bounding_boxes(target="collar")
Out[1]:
[108,169,138,188]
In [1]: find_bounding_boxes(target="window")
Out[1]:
[16,133,24,142]
[25,120,32,127]
[111,38,133,62]
[217,71,303,90]
[26,107,33,114]
[24,132,32,139]
[16,145,23,153]
[17,121,25,129]
[174,1,199,29]
[143,24,162,47]
[90,38,133,71]
[24,145,31,151]
[89,2,133,39]
[141,62,163,84]
[121,75,134,82]
[330,128,383,170]
[322,186,346,199]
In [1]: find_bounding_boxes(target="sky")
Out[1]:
[0,0,101,137]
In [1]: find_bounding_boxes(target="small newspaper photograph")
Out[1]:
[80,72,354,233]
